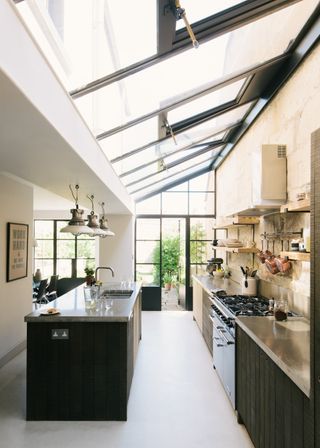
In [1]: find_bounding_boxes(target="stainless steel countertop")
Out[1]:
[236,316,310,397]
[193,274,241,296]
[25,282,141,323]
[193,275,310,398]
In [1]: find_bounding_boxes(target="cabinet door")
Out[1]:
[133,293,141,365]
[202,291,213,354]
[192,279,203,331]
[236,325,311,448]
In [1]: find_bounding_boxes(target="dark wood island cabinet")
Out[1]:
[25,283,142,421]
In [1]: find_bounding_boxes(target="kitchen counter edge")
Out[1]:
[236,316,310,397]
[24,282,142,323]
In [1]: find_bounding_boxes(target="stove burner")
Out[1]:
[212,293,271,317]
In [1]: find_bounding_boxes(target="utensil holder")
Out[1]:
[241,278,257,296]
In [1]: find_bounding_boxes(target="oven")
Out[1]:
[208,290,276,410]
[209,301,235,408]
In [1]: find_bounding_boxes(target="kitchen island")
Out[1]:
[24,282,142,421]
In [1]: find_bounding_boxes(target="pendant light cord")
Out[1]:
[86,194,95,215]
[69,184,79,208]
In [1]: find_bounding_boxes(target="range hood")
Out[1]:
[229,144,287,217]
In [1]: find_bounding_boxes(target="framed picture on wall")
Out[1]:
[7,222,29,282]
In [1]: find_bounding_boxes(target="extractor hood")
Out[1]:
[229,144,287,217]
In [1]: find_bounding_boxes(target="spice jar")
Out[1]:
[274,298,288,321]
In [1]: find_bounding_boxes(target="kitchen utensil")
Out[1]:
[265,256,279,274]
[275,256,292,274]
[241,277,257,295]
[240,266,246,276]
[251,269,257,277]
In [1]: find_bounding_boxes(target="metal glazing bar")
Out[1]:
[119,140,223,179]
[173,0,301,49]
[70,0,299,98]
[212,3,320,170]
[129,156,213,195]
[134,166,211,202]
[96,53,288,140]
[110,120,240,164]
[124,146,216,188]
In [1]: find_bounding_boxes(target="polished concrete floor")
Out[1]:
[0,312,253,448]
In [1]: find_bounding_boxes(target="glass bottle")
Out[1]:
[274,298,288,321]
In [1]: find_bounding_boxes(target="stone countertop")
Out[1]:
[236,316,310,397]
[25,282,141,323]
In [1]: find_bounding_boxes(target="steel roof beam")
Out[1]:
[110,120,240,164]
[120,140,223,180]
[173,0,301,50]
[125,144,221,189]
[96,53,288,141]
[129,155,214,195]
[134,166,211,202]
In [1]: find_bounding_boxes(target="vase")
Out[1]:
[34,269,42,282]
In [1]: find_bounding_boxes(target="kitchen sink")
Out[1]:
[100,289,133,298]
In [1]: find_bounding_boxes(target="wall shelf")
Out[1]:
[280,251,310,262]
[280,198,310,213]
[215,247,259,254]
[213,216,260,229]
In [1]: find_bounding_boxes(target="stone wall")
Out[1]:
[215,16,320,318]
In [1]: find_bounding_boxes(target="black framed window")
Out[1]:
[135,171,216,309]
[34,220,95,278]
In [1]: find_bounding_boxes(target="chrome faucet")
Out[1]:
[95,266,115,282]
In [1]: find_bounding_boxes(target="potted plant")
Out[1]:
[84,266,95,286]
[163,272,172,291]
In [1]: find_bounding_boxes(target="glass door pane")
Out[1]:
[161,218,186,310]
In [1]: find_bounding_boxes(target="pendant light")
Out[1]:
[60,185,94,236]
[86,194,109,237]
[99,202,115,237]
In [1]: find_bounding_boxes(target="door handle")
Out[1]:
[217,329,234,345]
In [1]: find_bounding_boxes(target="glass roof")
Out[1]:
[101,102,252,172]
[175,1,247,30]
[14,0,319,201]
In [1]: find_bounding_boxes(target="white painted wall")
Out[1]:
[98,215,134,283]
[0,174,33,363]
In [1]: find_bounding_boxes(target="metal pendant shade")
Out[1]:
[60,185,94,236]
[87,212,109,236]
[87,195,115,237]
[99,202,115,237]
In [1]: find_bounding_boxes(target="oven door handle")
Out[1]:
[217,328,234,345]
[208,314,224,330]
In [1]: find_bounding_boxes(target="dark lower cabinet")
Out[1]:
[27,293,142,421]
[236,326,312,448]
[202,291,213,355]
